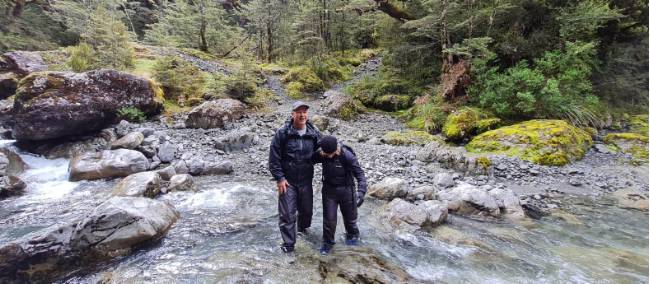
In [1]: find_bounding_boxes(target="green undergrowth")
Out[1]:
[346,68,423,112]
[381,130,442,146]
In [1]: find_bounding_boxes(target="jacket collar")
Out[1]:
[284,117,317,137]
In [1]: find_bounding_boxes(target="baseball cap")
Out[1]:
[292,101,309,111]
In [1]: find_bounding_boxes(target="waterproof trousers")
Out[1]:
[322,185,359,246]
[278,183,313,251]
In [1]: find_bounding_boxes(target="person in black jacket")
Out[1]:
[268,101,321,254]
[312,135,367,255]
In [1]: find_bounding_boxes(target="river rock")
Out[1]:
[69,149,150,181]
[214,128,259,152]
[405,185,437,201]
[166,174,195,192]
[611,188,649,211]
[112,172,162,198]
[420,200,449,227]
[488,187,525,219]
[157,142,176,163]
[438,183,501,218]
[11,70,162,141]
[110,132,144,150]
[185,99,246,129]
[173,159,190,174]
[0,175,26,199]
[368,177,408,200]
[318,247,416,283]
[0,197,179,283]
[0,98,13,125]
[435,172,456,188]
[0,72,18,99]
[203,160,234,175]
[310,115,330,132]
[0,148,25,176]
[379,198,428,232]
[416,140,488,175]
[156,165,176,181]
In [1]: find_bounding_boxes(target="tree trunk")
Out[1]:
[199,0,208,52]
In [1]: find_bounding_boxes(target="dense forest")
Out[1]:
[1,0,648,128]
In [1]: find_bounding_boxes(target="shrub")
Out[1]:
[117,106,146,123]
[347,69,423,111]
[153,56,206,105]
[67,43,95,72]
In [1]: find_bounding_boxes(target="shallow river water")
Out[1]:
[0,141,647,283]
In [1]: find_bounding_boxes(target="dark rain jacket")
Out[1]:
[268,118,321,186]
[312,144,368,196]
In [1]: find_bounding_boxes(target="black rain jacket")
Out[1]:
[312,144,368,196]
[268,118,321,186]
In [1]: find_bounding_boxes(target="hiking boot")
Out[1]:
[345,235,360,246]
[319,244,333,255]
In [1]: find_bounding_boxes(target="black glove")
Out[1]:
[356,194,364,207]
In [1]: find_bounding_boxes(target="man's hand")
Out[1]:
[356,194,364,207]
[277,179,289,194]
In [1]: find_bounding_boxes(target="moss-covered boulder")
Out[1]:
[381,130,441,146]
[442,107,500,141]
[604,133,648,163]
[466,120,593,166]
[12,70,162,141]
[282,67,324,98]
[322,90,363,120]
[628,114,648,137]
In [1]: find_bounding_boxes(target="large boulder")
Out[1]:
[378,198,448,232]
[368,177,408,200]
[318,247,416,283]
[111,171,162,198]
[166,174,195,192]
[0,72,19,100]
[0,197,179,283]
[69,149,150,181]
[185,99,246,129]
[466,120,593,166]
[437,183,524,220]
[11,70,162,141]
[110,132,145,150]
[321,90,362,120]
[214,128,259,152]
[416,140,491,175]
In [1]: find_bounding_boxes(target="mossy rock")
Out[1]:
[282,67,324,93]
[286,81,304,99]
[373,94,411,111]
[604,133,649,163]
[466,120,593,166]
[628,114,648,137]
[381,130,441,146]
[442,107,499,141]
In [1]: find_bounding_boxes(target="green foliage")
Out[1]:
[153,56,206,105]
[381,130,441,146]
[225,59,263,101]
[282,67,325,96]
[0,1,76,52]
[346,69,422,111]
[470,41,603,126]
[117,106,146,123]
[66,43,95,72]
[442,107,498,141]
[80,6,134,70]
[556,0,623,42]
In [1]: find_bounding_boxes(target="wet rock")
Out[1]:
[156,165,176,181]
[112,172,162,198]
[0,148,26,176]
[438,183,501,218]
[488,187,525,219]
[550,209,583,225]
[0,98,13,125]
[368,177,408,200]
[214,128,259,152]
[69,149,150,181]
[379,198,428,232]
[416,140,489,175]
[166,174,195,192]
[420,200,448,227]
[0,72,18,99]
[0,175,26,199]
[157,142,176,163]
[405,185,437,201]
[318,247,416,283]
[593,143,615,154]
[185,99,246,129]
[203,161,234,175]
[173,160,190,174]
[110,132,144,150]
[610,188,649,211]
[11,70,162,141]
[0,197,178,283]
[186,158,206,175]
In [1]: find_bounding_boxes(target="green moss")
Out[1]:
[287,82,304,99]
[604,132,649,163]
[442,107,498,141]
[374,94,412,111]
[466,119,593,166]
[381,130,441,146]
[476,156,492,169]
[180,48,216,61]
[132,58,157,79]
[604,133,648,143]
[628,114,649,137]
[282,67,324,93]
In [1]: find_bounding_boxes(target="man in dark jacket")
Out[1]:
[312,135,367,255]
[268,101,321,254]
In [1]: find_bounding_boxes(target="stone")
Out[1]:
[0,175,26,199]
[202,161,234,175]
[1,51,47,75]
[611,188,649,211]
[321,90,361,120]
[0,197,178,283]
[0,148,26,176]
[405,185,436,201]
[435,172,456,188]
[368,177,408,200]
[488,187,525,219]
[0,72,18,99]
[438,183,501,218]
[111,172,162,198]
[214,128,259,152]
[11,70,162,141]
[166,174,195,192]
[156,166,176,181]
[157,142,176,163]
[110,132,144,150]
[310,115,330,132]
[173,160,189,174]
[317,247,416,283]
[185,99,246,129]
[420,200,448,227]
[69,149,150,181]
